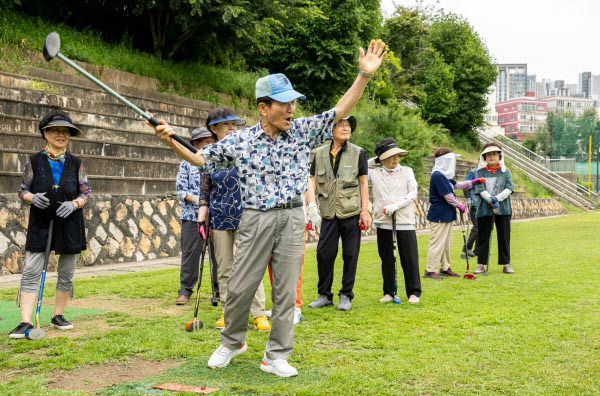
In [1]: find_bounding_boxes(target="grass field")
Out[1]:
[1,213,599,395]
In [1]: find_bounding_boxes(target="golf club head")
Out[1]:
[25,328,46,340]
[43,32,61,61]
[393,297,401,304]
[185,319,203,332]
[463,274,476,280]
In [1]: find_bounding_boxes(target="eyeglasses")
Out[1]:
[45,128,70,136]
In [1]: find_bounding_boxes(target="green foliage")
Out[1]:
[264,0,382,111]
[551,109,600,160]
[523,125,552,157]
[0,10,258,104]
[382,8,496,141]
[351,99,449,184]
[426,12,497,141]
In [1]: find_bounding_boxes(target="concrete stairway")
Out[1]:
[0,66,250,195]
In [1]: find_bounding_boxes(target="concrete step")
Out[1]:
[0,113,178,149]
[0,149,179,179]
[0,67,254,121]
[0,95,198,135]
[0,130,178,162]
[0,171,175,195]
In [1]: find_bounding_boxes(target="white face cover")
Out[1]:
[432,152,459,179]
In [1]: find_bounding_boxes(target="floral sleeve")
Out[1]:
[77,161,91,204]
[17,159,34,203]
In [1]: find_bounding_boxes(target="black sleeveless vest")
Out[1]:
[25,152,87,254]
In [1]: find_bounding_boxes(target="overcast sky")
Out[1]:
[381,0,600,84]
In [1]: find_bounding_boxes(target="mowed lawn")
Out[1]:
[0,213,599,395]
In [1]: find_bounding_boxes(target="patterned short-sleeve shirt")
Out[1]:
[201,109,335,210]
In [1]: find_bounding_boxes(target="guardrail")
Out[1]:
[479,133,597,210]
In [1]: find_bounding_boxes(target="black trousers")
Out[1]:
[477,215,511,265]
[376,228,421,298]
[316,215,361,300]
[179,220,203,296]
[466,207,479,254]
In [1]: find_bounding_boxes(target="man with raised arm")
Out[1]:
[151,39,387,377]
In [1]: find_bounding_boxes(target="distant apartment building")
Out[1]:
[544,96,595,117]
[496,95,548,141]
[496,95,596,140]
[496,64,528,102]
[579,72,592,98]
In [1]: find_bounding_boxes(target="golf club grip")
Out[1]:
[172,134,199,154]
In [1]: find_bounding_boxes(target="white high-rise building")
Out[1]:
[496,64,528,102]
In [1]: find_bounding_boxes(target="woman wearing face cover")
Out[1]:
[424,148,485,280]
[369,138,421,304]
[198,108,271,332]
[473,143,515,275]
[9,109,91,339]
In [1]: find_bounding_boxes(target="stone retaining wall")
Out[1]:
[1,194,566,275]
[0,194,180,275]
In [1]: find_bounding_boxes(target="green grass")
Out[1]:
[0,11,258,107]
[1,213,599,395]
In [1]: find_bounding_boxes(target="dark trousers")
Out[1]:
[207,237,220,299]
[377,228,421,297]
[316,215,361,300]
[477,215,511,265]
[466,207,479,254]
[179,219,203,296]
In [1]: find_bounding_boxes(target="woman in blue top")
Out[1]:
[10,110,91,338]
[199,108,270,331]
[474,143,515,274]
[424,148,485,279]
[175,128,216,305]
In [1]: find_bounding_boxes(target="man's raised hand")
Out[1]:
[358,39,388,75]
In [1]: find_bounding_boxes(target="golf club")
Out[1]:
[207,238,219,307]
[42,32,197,154]
[459,211,476,280]
[391,212,401,304]
[25,219,54,340]
[185,223,209,332]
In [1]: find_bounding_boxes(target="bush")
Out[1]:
[350,99,449,185]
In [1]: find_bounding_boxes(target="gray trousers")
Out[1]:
[222,206,304,360]
[179,220,203,296]
[211,229,266,317]
[20,251,78,293]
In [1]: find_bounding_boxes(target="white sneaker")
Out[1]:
[379,294,393,303]
[207,342,247,368]
[293,308,302,324]
[264,310,272,318]
[260,355,298,377]
[408,295,420,304]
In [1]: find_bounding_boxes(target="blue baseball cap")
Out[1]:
[255,73,306,103]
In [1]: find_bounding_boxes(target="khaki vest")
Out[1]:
[314,142,362,219]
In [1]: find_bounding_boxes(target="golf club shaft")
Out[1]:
[55,53,198,154]
[193,233,209,318]
[391,212,398,297]
[35,219,54,328]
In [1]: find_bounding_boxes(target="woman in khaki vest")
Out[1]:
[369,138,421,304]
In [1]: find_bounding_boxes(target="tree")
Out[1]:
[426,13,497,141]
[263,0,382,111]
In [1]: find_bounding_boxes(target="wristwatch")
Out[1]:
[359,70,374,78]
